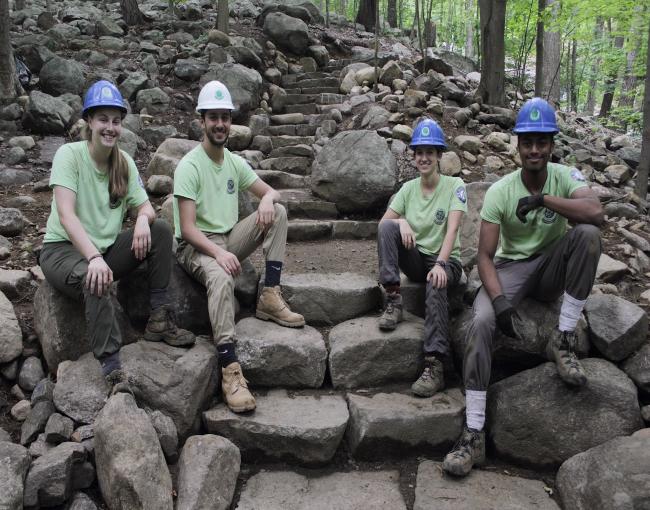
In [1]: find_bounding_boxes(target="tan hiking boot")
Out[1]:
[221,362,256,413]
[379,293,403,330]
[442,426,486,477]
[546,329,587,387]
[411,356,445,397]
[256,286,305,328]
[144,306,196,347]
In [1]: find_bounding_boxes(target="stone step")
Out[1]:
[250,189,338,219]
[258,156,312,175]
[288,220,333,241]
[202,389,349,464]
[317,92,346,105]
[270,112,307,125]
[300,86,341,94]
[255,170,308,189]
[235,318,327,388]
[291,77,340,89]
[269,143,314,159]
[237,469,407,509]
[284,94,318,106]
[346,389,465,458]
[329,314,425,389]
[285,104,318,115]
[288,219,379,241]
[281,72,333,87]
[269,135,315,149]
[264,124,318,136]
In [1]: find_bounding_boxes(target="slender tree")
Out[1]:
[387,0,397,28]
[477,0,506,106]
[585,17,604,115]
[540,0,561,104]
[120,0,146,25]
[465,0,474,58]
[534,0,545,96]
[569,38,578,111]
[217,0,229,32]
[599,32,625,119]
[634,21,650,206]
[0,0,22,100]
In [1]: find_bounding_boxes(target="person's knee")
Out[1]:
[572,224,601,257]
[150,218,173,238]
[378,219,399,239]
[205,266,234,293]
[273,203,287,223]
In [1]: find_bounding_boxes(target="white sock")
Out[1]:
[558,292,586,332]
[465,390,487,431]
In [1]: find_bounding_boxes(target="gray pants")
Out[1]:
[40,219,174,360]
[377,220,462,356]
[464,224,601,391]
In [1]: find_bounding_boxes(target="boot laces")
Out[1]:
[227,367,250,393]
[560,331,581,370]
[451,429,478,459]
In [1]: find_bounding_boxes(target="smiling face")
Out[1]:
[414,146,440,177]
[201,109,232,148]
[518,133,554,173]
[86,107,123,149]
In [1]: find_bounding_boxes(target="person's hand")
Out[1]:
[398,219,416,249]
[215,249,241,276]
[516,194,545,223]
[492,295,522,339]
[131,215,151,260]
[427,264,448,289]
[86,256,113,296]
[256,196,275,230]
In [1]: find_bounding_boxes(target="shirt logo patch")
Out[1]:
[542,208,557,224]
[434,208,446,225]
[226,178,235,194]
[455,186,467,204]
[570,169,585,182]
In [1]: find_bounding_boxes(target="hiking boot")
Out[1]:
[442,426,486,477]
[378,293,403,331]
[546,329,587,387]
[256,286,305,328]
[411,356,445,397]
[144,306,195,347]
[221,362,256,413]
[105,369,133,396]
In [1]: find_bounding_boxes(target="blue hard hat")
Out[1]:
[513,97,559,134]
[410,119,447,149]
[82,80,127,118]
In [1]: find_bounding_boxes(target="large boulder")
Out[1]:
[200,63,262,122]
[135,87,170,115]
[311,130,397,213]
[0,290,22,364]
[263,12,309,55]
[622,342,650,395]
[556,432,650,510]
[95,394,173,510]
[145,138,199,177]
[39,56,85,96]
[487,359,644,468]
[23,91,74,135]
[0,442,30,510]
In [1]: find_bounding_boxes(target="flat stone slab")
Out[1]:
[235,318,327,388]
[237,470,407,509]
[279,273,381,326]
[413,460,559,510]
[329,315,424,389]
[346,389,465,457]
[203,389,349,464]
[288,220,333,241]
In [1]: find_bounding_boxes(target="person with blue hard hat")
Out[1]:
[377,117,467,398]
[442,97,604,477]
[39,80,194,394]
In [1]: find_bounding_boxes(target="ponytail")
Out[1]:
[82,123,129,202]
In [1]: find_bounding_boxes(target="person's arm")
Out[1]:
[379,208,416,250]
[54,186,113,296]
[177,197,241,276]
[477,220,502,300]
[247,179,281,229]
[543,187,604,226]
[427,210,464,289]
[131,200,155,260]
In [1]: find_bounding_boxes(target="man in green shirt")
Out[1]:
[443,98,604,477]
[174,81,304,414]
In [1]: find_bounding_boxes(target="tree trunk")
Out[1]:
[599,34,624,119]
[569,38,577,111]
[217,0,229,32]
[540,0,560,105]
[465,0,474,58]
[387,0,397,27]
[585,17,603,115]
[634,22,650,205]
[425,21,436,48]
[120,0,145,25]
[0,0,22,100]
[534,0,544,96]
[619,10,644,110]
[356,0,377,31]
[15,0,24,9]
[477,0,506,106]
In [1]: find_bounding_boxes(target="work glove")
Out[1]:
[516,194,545,223]
[492,295,522,339]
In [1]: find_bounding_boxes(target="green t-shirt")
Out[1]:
[44,141,148,253]
[481,163,588,260]
[173,145,259,238]
[389,175,468,260]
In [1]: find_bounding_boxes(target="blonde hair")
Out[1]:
[82,120,129,202]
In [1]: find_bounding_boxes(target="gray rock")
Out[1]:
[21,400,55,445]
[308,45,329,67]
[487,359,644,468]
[96,18,123,37]
[622,342,650,395]
[235,317,327,388]
[278,272,381,326]
[53,354,108,424]
[175,58,209,81]
[31,378,55,404]
[141,125,178,148]
[311,130,397,213]
[556,434,650,510]
[0,427,10,442]
[0,441,31,510]
[0,290,22,364]
[263,12,309,55]
[145,174,173,195]
[39,56,85,96]
[0,269,30,300]
[119,73,150,102]
[6,147,26,165]
[237,470,407,509]
[616,146,640,168]
[454,135,482,154]
[200,63,262,122]
[596,253,630,282]
[44,412,74,445]
[618,226,650,252]
[176,435,240,510]
[585,294,648,361]
[117,127,139,158]
[18,356,45,392]
[146,138,199,177]
[148,410,178,463]
[94,394,173,510]
[0,207,24,236]
[1,359,18,380]
[361,105,390,129]
[413,460,559,510]
[23,91,74,134]
[329,315,424,389]
[203,389,349,464]
[135,87,170,115]
[0,168,32,186]
[28,432,56,458]
[228,124,253,150]
[346,390,464,457]
[11,400,30,421]
[67,492,98,510]
[459,181,490,265]
[439,151,462,176]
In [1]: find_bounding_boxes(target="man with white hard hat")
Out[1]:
[173,80,305,413]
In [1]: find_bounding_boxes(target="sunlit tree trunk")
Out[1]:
[356,0,377,31]
[569,38,577,112]
[465,0,474,58]
[540,0,560,105]
[121,0,145,25]
[477,0,506,106]
[387,0,397,27]
[585,17,603,115]
[0,0,22,100]
[634,22,650,205]
[599,33,624,119]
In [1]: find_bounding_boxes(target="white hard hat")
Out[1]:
[196,80,235,112]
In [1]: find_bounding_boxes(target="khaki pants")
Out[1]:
[177,204,288,345]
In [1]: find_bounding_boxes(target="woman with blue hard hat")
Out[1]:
[377,118,467,397]
[39,80,194,394]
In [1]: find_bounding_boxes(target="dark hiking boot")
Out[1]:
[379,293,403,331]
[442,426,486,477]
[105,369,133,396]
[411,356,445,397]
[144,306,196,347]
[546,328,587,387]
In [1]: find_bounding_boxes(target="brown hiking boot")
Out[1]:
[378,293,403,330]
[144,306,196,347]
[442,426,486,477]
[546,329,587,387]
[411,356,445,397]
[105,369,133,396]
[221,362,256,413]
[256,286,305,328]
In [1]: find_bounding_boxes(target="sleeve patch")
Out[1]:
[570,169,586,182]
[137,173,145,189]
[455,185,467,204]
